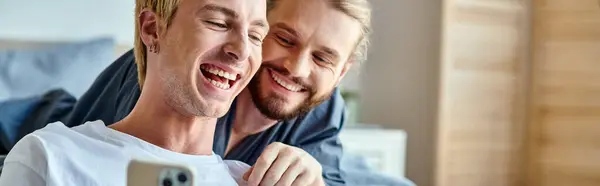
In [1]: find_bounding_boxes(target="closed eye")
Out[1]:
[313,54,331,64]
[275,34,294,47]
[249,34,263,45]
[250,35,261,41]
[204,20,228,30]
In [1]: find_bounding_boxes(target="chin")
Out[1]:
[202,100,232,118]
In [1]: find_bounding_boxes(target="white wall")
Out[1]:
[360,1,441,186]
[0,0,135,44]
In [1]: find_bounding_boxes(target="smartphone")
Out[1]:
[127,158,196,186]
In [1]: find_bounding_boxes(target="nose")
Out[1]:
[283,51,311,78]
[223,33,250,62]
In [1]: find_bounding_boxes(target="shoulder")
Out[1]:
[6,121,103,163]
[3,121,107,179]
[7,122,75,159]
[3,125,55,180]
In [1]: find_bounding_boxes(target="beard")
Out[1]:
[247,65,333,120]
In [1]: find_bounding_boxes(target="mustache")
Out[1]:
[261,63,311,90]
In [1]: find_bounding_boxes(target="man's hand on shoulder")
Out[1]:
[243,142,325,186]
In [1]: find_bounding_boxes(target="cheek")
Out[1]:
[313,69,337,91]
[261,39,288,61]
[249,48,263,75]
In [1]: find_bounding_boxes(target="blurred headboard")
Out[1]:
[0,39,132,58]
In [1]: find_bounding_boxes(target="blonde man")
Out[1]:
[0,0,268,185]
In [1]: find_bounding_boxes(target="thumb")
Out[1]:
[243,166,254,181]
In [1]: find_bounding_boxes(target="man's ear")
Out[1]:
[335,58,355,86]
[138,8,159,49]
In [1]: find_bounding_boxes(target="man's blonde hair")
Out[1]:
[134,0,180,88]
[268,0,372,63]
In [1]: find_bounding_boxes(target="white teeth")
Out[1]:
[201,66,232,89]
[202,66,237,81]
[208,68,217,74]
[210,79,230,89]
[223,72,235,81]
[271,73,302,92]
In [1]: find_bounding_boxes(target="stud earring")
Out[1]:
[149,44,156,53]
[149,42,160,53]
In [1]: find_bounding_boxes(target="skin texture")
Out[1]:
[248,0,361,121]
[148,0,268,118]
[110,0,268,156]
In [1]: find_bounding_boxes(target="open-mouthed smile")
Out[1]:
[200,64,241,90]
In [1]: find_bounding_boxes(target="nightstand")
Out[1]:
[339,125,407,177]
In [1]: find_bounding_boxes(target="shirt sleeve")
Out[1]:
[0,162,46,186]
[0,134,48,186]
[298,133,345,186]
[293,89,347,186]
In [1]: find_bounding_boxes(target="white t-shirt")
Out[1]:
[0,121,250,186]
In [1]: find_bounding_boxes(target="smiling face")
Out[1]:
[247,0,363,120]
[141,0,268,118]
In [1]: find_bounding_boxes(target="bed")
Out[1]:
[0,37,132,174]
[0,38,132,101]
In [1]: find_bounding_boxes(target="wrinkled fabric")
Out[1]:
[0,121,247,186]
[0,96,42,153]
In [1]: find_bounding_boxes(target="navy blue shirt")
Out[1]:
[64,50,347,185]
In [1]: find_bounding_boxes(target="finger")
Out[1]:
[260,149,297,186]
[243,166,254,181]
[274,160,304,186]
[290,172,313,186]
[248,143,284,186]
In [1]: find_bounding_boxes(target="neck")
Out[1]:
[111,84,216,156]
[231,89,279,136]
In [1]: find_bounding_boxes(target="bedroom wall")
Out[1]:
[437,0,530,185]
[360,0,442,186]
[0,0,135,45]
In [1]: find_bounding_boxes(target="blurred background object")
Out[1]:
[437,1,600,186]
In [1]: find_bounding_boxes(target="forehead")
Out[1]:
[269,0,362,59]
[181,0,267,20]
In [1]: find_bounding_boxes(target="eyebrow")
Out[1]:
[201,4,268,30]
[200,4,238,19]
[272,22,301,39]
[252,20,269,30]
[320,47,340,60]
[273,22,339,60]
